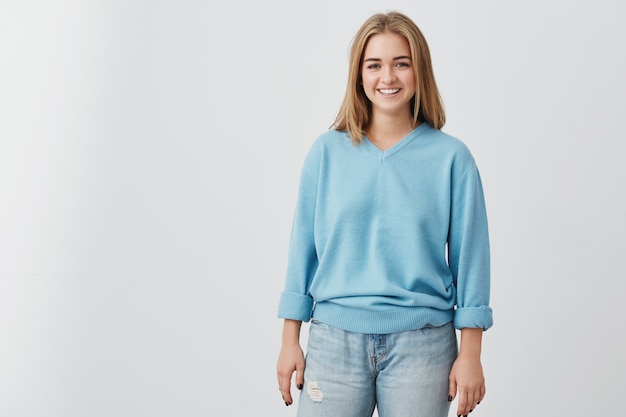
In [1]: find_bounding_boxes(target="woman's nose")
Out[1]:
[382,68,396,84]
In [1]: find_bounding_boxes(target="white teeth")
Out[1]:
[379,89,399,94]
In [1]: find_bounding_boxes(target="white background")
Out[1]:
[1,1,624,416]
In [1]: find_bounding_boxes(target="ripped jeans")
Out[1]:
[296,320,457,417]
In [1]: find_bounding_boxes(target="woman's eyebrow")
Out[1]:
[363,55,411,62]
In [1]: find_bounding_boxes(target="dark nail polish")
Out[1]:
[298,384,303,390]
[285,401,289,406]
[448,395,453,401]
[477,401,480,405]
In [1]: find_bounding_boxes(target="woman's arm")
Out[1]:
[277,319,305,406]
[448,327,485,417]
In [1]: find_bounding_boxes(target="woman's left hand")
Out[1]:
[448,353,485,417]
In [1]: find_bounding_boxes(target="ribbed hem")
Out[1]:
[312,301,454,334]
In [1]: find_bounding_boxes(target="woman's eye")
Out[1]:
[366,64,380,70]
[396,62,410,68]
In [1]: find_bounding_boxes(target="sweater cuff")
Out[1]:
[277,291,314,322]
[453,306,493,330]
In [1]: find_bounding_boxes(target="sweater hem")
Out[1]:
[312,302,454,334]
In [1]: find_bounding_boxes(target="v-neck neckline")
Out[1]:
[363,123,429,160]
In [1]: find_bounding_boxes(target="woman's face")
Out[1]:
[361,31,416,119]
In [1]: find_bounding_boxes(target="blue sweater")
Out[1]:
[277,123,493,334]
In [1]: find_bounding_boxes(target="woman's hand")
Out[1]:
[277,319,305,406]
[277,342,305,406]
[448,327,485,416]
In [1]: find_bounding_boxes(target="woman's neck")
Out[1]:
[367,113,418,151]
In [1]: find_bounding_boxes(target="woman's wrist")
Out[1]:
[458,327,483,358]
[281,319,303,346]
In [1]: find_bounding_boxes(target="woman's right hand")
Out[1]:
[277,342,305,406]
[277,320,306,406]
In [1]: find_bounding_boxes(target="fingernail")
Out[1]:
[297,384,303,390]
[477,401,480,405]
[448,395,453,401]
[285,401,291,406]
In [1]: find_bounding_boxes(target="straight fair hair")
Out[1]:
[332,12,446,144]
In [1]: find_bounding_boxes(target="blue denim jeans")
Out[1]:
[297,320,457,417]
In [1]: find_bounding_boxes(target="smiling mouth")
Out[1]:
[378,88,400,95]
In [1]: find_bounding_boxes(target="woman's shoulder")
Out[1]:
[422,125,476,163]
[300,129,351,169]
[305,129,353,156]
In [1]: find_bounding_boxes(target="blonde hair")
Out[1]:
[331,11,446,144]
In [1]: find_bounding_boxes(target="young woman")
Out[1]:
[276,11,492,417]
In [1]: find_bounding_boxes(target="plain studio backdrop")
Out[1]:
[1,1,624,416]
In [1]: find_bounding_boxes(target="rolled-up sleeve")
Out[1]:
[448,165,493,330]
[277,146,319,322]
